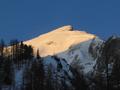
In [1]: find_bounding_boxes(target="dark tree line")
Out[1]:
[0,39,88,90]
[0,39,34,90]
[90,36,120,90]
[10,40,33,65]
[0,39,14,90]
[23,58,45,90]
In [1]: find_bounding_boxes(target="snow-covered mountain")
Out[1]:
[25,25,103,74]
[24,25,120,90]
[2,25,120,90]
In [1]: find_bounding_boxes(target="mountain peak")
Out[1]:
[54,25,73,32]
[25,25,100,57]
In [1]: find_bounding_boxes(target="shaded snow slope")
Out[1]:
[57,37,103,74]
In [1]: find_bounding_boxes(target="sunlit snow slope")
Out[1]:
[25,25,96,57]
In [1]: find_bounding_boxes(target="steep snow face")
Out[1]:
[57,37,103,74]
[25,25,96,57]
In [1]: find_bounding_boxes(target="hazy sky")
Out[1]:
[0,0,120,43]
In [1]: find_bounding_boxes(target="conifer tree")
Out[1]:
[36,49,40,59]
[0,39,5,57]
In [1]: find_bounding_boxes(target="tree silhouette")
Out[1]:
[3,56,14,85]
[37,49,40,59]
[0,39,5,58]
